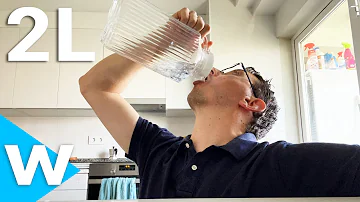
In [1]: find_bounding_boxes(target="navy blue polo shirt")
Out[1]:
[125,117,360,198]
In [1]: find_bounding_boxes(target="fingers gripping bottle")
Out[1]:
[304,43,319,70]
[101,0,214,82]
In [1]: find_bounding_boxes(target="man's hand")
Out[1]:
[172,8,211,38]
[173,8,213,49]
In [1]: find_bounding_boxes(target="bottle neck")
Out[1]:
[192,49,214,81]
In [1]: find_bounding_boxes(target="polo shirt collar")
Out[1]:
[219,133,258,160]
[184,133,258,161]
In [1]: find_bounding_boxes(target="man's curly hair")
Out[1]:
[245,67,279,140]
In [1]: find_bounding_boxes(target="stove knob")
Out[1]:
[110,169,116,175]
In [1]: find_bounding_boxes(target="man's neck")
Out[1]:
[191,107,248,152]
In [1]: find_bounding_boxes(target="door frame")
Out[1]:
[348,0,360,91]
[291,0,360,143]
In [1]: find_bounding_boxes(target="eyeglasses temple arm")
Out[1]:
[241,63,257,98]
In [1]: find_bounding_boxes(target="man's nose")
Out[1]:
[209,68,220,77]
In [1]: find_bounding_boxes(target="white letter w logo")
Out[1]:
[5,145,73,185]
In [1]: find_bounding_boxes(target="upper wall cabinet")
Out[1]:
[0,11,107,29]
[13,28,60,108]
[166,78,193,111]
[103,48,166,103]
[0,28,18,108]
[57,29,104,108]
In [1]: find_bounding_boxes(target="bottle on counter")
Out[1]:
[337,52,346,69]
[304,43,319,70]
[314,47,325,70]
[101,0,214,82]
[324,53,339,70]
[342,42,356,70]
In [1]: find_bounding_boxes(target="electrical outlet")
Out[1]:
[88,136,104,145]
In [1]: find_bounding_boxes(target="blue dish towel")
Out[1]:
[111,178,119,199]
[99,177,137,200]
[98,178,112,200]
[128,178,137,200]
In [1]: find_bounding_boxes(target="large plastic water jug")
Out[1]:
[101,0,214,82]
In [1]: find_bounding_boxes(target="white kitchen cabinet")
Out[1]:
[0,28,18,108]
[12,28,59,108]
[72,12,108,29]
[123,67,166,100]
[13,62,60,108]
[39,165,89,201]
[0,11,9,28]
[0,28,19,64]
[57,29,104,108]
[166,78,193,111]
[104,48,166,102]
[39,190,87,201]
[18,28,58,63]
[0,67,16,108]
[56,173,88,190]
[57,63,93,108]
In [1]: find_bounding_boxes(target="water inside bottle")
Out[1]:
[101,0,208,82]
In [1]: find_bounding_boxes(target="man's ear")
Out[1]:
[239,97,266,113]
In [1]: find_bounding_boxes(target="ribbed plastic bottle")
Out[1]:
[101,0,214,82]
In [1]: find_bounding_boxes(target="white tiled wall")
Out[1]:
[7,113,195,158]
[210,0,300,143]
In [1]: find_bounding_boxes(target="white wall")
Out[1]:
[279,39,300,143]
[210,0,299,143]
[7,113,195,158]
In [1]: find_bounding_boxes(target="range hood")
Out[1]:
[0,104,165,117]
[0,98,194,117]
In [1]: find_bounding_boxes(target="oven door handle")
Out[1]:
[88,179,140,184]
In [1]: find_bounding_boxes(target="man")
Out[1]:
[79,8,360,198]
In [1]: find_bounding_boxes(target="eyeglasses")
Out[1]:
[220,63,257,98]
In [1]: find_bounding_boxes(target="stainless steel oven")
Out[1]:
[87,161,140,200]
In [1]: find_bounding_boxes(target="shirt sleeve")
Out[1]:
[275,142,360,196]
[125,117,177,174]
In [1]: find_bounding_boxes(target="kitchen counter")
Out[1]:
[70,158,134,164]
[38,198,360,202]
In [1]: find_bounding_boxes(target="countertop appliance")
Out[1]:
[109,146,118,160]
[87,158,139,200]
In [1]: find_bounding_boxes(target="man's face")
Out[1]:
[187,68,258,110]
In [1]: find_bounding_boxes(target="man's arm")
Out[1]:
[79,8,211,154]
[275,142,360,196]
[79,54,142,153]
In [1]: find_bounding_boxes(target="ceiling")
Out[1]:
[0,0,209,14]
[0,0,288,16]
[251,0,287,15]
[238,0,286,15]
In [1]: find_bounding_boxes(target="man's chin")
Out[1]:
[187,90,207,109]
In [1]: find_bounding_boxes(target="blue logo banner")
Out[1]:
[0,115,79,201]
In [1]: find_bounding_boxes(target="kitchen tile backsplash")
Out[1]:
[7,112,195,158]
